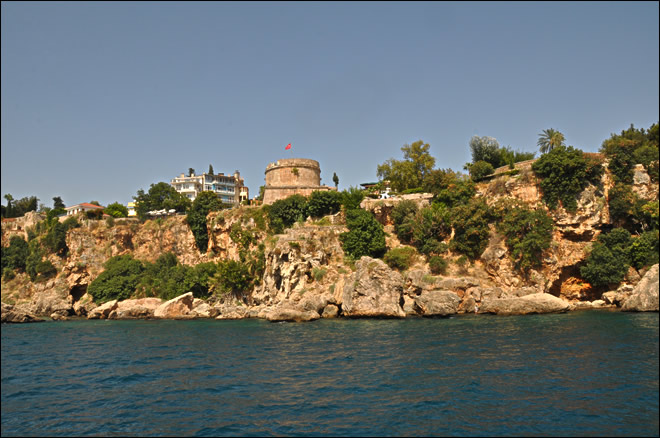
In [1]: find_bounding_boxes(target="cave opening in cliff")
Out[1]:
[69,285,87,304]
[274,269,282,291]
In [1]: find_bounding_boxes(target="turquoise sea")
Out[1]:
[2,311,658,436]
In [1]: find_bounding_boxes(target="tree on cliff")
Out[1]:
[531,145,603,212]
[580,228,632,287]
[134,182,191,220]
[340,209,386,259]
[104,202,129,218]
[53,197,65,209]
[537,128,565,154]
[1,194,38,218]
[88,255,145,303]
[187,191,227,253]
[469,136,501,168]
[377,140,435,193]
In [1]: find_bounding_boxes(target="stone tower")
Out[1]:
[262,158,335,205]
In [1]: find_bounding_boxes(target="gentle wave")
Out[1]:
[2,312,658,436]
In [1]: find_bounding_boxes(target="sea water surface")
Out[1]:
[2,311,658,437]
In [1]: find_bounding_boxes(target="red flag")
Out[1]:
[285,143,292,150]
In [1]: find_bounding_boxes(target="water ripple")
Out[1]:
[2,312,658,436]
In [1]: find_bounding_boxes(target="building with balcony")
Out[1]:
[170,170,245,205]
[65,203,105,216]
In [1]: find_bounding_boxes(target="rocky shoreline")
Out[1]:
[3,261,657,324]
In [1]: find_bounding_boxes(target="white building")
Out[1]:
[64,203,105,216]
[170,170,245,205]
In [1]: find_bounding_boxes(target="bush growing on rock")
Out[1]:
[532,145,603,212]
[391,200,418,244]
[341,186,365,211]
[428,255,448,275]
[411,204,452,256]
[1,236,29,273]
[268,194,308,234]
[600,122,658,184]
[469,160,494,181]
[187,191,228,253]
[383,247,417,271]
[449,199,491,260]
[306,190,342,218]
[580,228,632,287]
[493,201,554,273]
[88,255,145,303]
[422,169,475,208]
[213,259,254,299]
[629,230,659,270]
[340,209,386,259]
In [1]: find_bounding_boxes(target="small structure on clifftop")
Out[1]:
[262,158,336,205]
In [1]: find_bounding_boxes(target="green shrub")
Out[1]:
[62,216,80,230]
[580,228,632,287]
[341,186,365,211]
[469,160,494,181]
[340,209,386,259]
[455,255,469,267]
[35,260,57,281]
[213,259,254,298]
[608,183,638,228]
[428,255,448,275]
[268,194,308,233]
[230,223,255,251]
[532,145,604,211]
[423,169,476,208]
[600,123,658,184]
[105,202,129,218]
[88,255,145,303]
[411,204,451,256]
[630,230,659,270]
[1,236,29,272]
[494,201,554,272]
[3,267,16,281]
[44,221,68,256]
[383,247,417,271]
[449,199,491,260]
[187,191,227,253]
[137,253,193,301]
[391,200,418,244]
[312,267,327,282]
[307,190,342,218]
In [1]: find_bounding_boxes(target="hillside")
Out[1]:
[1,160,658,321]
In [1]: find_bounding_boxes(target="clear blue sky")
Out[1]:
[2,1,658,208]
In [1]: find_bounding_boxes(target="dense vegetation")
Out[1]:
[87,252,263,304]
[133,182,191,220]
[187,191,229,252]
[3,120,659,300]
[466,135,535,180]
[1,194,39,219]
[339,209,386,259]
[600,123,658,184]
[532,145,604,212]
[492,200,554,273]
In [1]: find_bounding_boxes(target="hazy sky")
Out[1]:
[2,1,658,208]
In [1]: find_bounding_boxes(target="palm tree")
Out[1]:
[537,128,565,154]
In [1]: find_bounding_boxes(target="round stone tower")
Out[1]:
[262,158,333,205]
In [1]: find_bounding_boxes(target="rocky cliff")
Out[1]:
[2,162,658,322]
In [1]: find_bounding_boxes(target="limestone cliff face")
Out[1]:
[253,222,347,307]
[476,162,657,300]
[1,162,658,318]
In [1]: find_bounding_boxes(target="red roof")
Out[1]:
[66,203,105,210]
